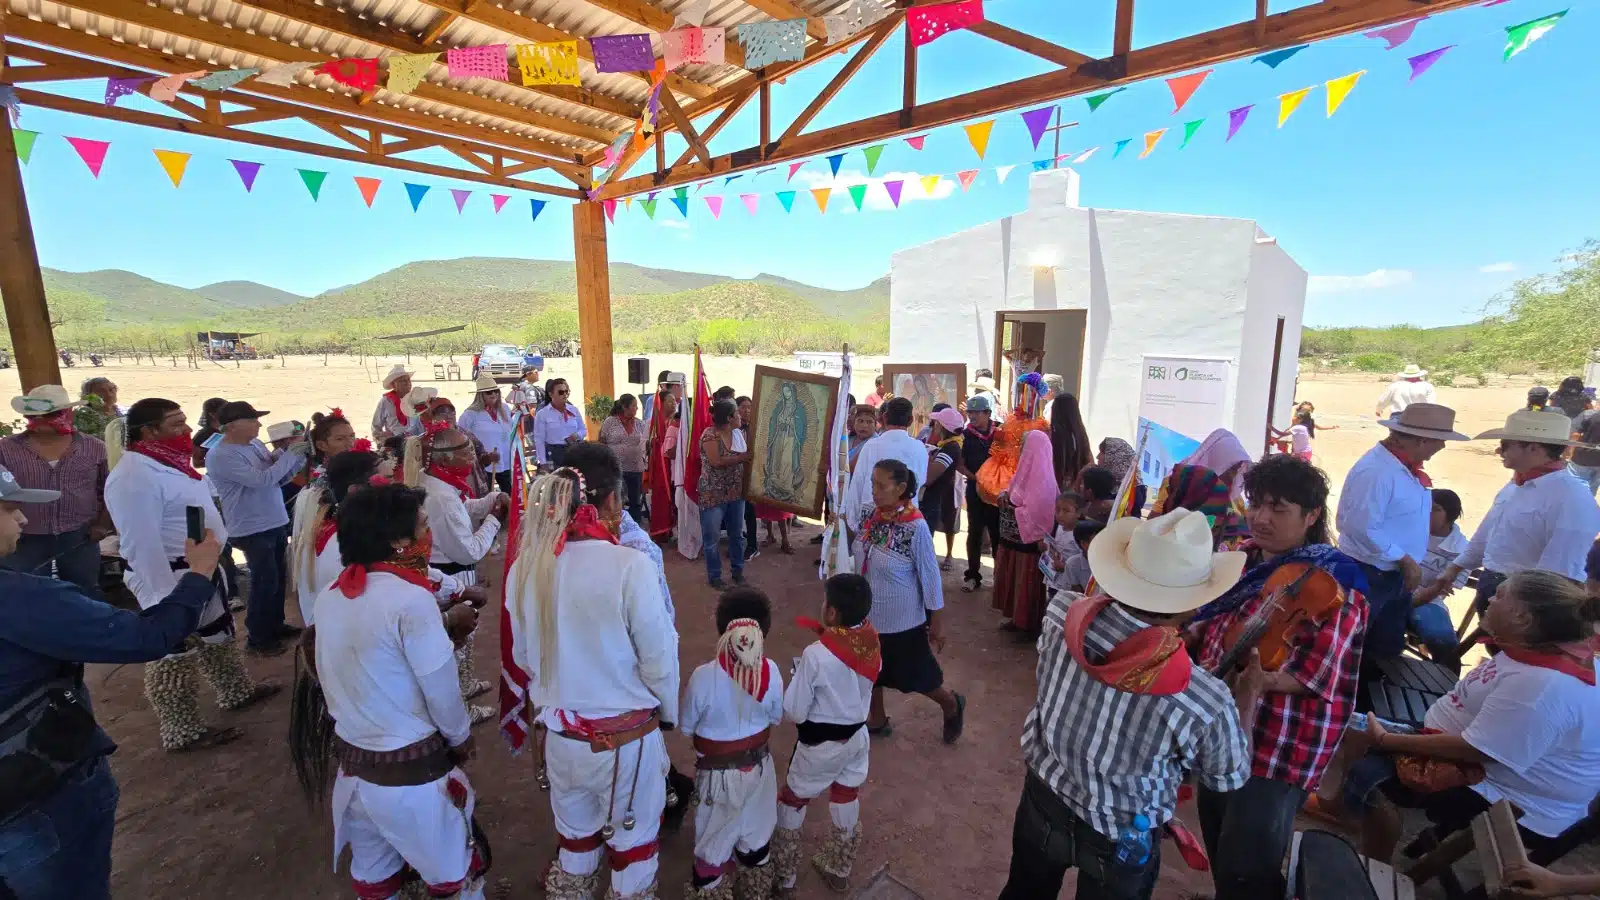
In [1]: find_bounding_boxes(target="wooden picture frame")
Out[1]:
[744,364,841,518]
[881,363,968,435]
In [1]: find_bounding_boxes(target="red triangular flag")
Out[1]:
[353,176,382,207]
[1165,69,1212,114]
[603,198,617,223]
[66,137,111,178]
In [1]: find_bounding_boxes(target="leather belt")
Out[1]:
[557,710,660,754]
[335,733,454,787]
[693,728,771,771]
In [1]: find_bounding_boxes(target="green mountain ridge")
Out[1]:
[198,280,305,308]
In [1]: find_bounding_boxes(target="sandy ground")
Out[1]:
[0,356,1553,898]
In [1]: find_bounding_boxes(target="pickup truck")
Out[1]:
[474,344,525,381]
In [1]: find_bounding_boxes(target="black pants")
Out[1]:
[965,489,1000,582]
[233,525,288,648]
[494,469,513,496]
[998,772,1162,900]
[622,471,645,524]
[3,526,103,600]
[1197,776,1307,900]
[743,495,758,554]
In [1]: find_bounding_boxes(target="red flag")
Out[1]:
[681,346,711,506]
[498,442,531,752]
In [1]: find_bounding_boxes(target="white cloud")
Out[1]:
[1306,269,1414,294]
[657,218,690,231]
[1478,261,1517,273]
[790,168,955,211]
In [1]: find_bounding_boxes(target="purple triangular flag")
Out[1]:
[450,188,471,213]
[1021,107,1054,150]
[230,159,262,192]
[1225,105,1253,142]
[884,180,904,208]
[1406,45,1454,81]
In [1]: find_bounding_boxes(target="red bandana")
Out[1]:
[1514,460,1568,487]
[1062,595,1192,696]
[314,518,339,555]
[795,617,882,682]
[553,505,620,556]
[131,436,202,480]
[24,410,76,435]
[337,562,433,598]
[1383,442,1432,488]
[1500,644,1598,686]
[858,503,924,575]
[384,391,409,426]
[428,463,477,501]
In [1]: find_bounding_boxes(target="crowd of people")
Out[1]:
[1,357,1598,900]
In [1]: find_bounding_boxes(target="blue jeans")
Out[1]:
[1408,602,1461,671]
[998,772,1161,900]
[1197,776,1307,900]
[699,500,745,583]
[0,757,118,900]
[233,525,288,647]
[2,528,102,601]
[1358,563,1409,662]
[1569,462,1600,496]
[622,471,645,524]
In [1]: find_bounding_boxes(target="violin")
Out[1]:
[1210,561,1345,676]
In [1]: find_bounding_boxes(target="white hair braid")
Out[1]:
[513,470,578,690]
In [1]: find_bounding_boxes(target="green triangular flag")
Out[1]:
[298,169,328,201]
[673,186,688,201]
[848,184,867,211]
[776,190,796,213]
[862,144,886,176]
[1112,138,1133,159]
[640,198,658,220]
[1504,10,1566,61]
[1180,118,1205,149]
[1086,88,1124,113]
[12,129,39,165]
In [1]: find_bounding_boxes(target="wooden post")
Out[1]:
[573,201,614,435]
[0,20,62,392]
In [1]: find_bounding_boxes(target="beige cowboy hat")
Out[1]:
[265,421,303,444]
[1397,364,1427,379]
[473,373,501,393]
[404,386,438,410]
[1475,409,1593,448]
[969,374,998,395]
[381,364,415,390]
[11,384,82,417]
[1378,402,1469,441]
[1086,510,1248,615]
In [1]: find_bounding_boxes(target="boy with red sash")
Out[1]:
[775,574,881,897]
[998,511,1251,900]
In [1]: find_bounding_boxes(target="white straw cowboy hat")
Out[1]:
[11,384,82,417]
[1398,364,1427,378]
[969,375,998,395]
[1378,403,1469,442]
[1475,409,1594,448]
[265,421,303,444]
[404,386,438,410]
[1086,510,1248,615]
[473,373,501,393]
[381,364,415,390]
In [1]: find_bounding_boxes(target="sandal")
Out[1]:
[943,693,967,745]
[173,725,244,753]
[939,559,953,572]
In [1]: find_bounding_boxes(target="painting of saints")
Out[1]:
[761,381,811,502]
[747,366,839,517]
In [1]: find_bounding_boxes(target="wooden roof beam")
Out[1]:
[5,19,592,171]
[779,20,896,143]
[738,0,828,42]
[39,0,623,145]
[669,86,756,169]
[597,0,1481,198]
[967,21,1092,69]
[655,88,710,167]
[569,0,748,68]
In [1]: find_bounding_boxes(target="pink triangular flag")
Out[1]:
[1366,18,1423,50]
[956,170,978,191]
[787,161,805,181]
[451,188,471,213]
[905,135,926,150]
[603,198,617,223]
[740,193,759,215]
[491,193,510,213]
[705,195,723,219]
[883,180,904,207]
[65,136,110,178]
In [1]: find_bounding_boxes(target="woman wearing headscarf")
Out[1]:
[1049,394,1093,491]
[1182,428,1254,501]
[992,431,1057,635]
[1091,437,1143,516]
[1148,464,1250,550]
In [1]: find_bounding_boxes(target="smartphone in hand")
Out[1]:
[185,506,206,543]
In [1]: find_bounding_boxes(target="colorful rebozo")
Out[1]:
[976,372,1051,505]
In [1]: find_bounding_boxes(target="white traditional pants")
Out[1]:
[776,733,869,888]
[693,757,778,882]
[332,770,485,899]
[547,730,669,897]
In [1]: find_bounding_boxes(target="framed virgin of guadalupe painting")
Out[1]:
[882,363,968,437]
[745,365,841,518]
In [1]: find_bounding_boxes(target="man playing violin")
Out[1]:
[1188,454,1370,900]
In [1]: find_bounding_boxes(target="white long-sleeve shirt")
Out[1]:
[420,475,501,568]
[1336,443,1431,571]
[105,452,229,610]
[842,429,929,530]
[784,641,872,727]
[458,408,516,475]
[305,533,462,626]
[681,659,785,743]
[531,403,586,464]
[511,540,680,726]
[1454,471,1600,581]
[1375,379,1437,417]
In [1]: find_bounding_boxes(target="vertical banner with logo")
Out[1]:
[1136,416,1202,492]
[1138,355,1233,442]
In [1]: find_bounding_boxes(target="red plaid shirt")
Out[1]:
[1197,576,1367,791]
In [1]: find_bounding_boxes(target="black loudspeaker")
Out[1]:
[627,357,650,385]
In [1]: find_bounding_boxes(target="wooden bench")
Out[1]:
[1287,830,1416,899]
[1404,800,1525,899]
[1367,655,1458,730]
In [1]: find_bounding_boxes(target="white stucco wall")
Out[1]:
[889,170,1309,449]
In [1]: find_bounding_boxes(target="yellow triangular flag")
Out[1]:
[1324,70,1365,118]
[964,119,995,159]
[1139,129,1166,159]
[623,197,633,209]
[811,187,831,213]
[152,149,191,188]
[1277,87,1312,128]
[920,174,942,196]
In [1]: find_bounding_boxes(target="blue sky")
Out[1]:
[8,0,1591,327]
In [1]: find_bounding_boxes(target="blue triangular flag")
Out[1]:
[404,183,430,211]
[1031,159,1051,171]
[530,199,547,222]
[1253,45,1308,68]
[670,194,689,217]
[827,153,844,176]
[724,174,743,185]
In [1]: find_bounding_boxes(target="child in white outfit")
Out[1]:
[775,574,880,898]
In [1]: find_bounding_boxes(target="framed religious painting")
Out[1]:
[745,365,841,518]
[881,363,968,436]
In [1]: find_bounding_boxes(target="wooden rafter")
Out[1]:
[598,0,1481,198]
[902,19,917,128]
[968,21,1093,69]
[780,20,898,143]
[1114,0,1135,56]
[5,18,591,168]
[2,41,592,189]
[670,87,757,169]
[656,89,711,167]
[39,0,625,146]
[575,0,749,68]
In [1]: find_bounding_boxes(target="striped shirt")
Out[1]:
[0,433,108,535]
[1022,593,1250,841]
[854,506,944,635]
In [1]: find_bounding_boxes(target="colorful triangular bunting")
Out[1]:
[810,187,831,213]
[1406,45,1454,80]
[491,193,510,213]
[1030,159,1050,172]
[825,153,844,176]
[1021,107,1054,149]
[1504,10,1566,61]
[640,198,658,219]
[451,189,472,213]
[1139,129,1166,159]
[862,144,885,175]
[670,193,689,217]
[1253,45,1307,68]
[230,160,261,192]
[13,129,39,166]
[354,176,382,207]
[956,170,978,191]
[66,137,111,178]
[740,193,759,215]
[1277,87,1312,127]
[705,195,723,219]
[1111,138,1132,159]
[904,135,926,150]
[994,164,1015,184]
[920,174,942,196]
[1165,70,1211,114]
[404,182,430,211]
[603,198,617,223]
[847,184,867,211]
[1226,106,1253,142]
[1325,70,1365,117]
[298,168,327,200]
[1366,18,1423,50]
[787,161,805,181]
[884,180,904,207]
[776,191,796,213]
[1179,119,1204,149]
[530,198,547,223]
[1085,89,1123,112]
[152,149,190,187]
[964,120,995,159]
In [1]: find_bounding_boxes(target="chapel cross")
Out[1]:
[1041,106,1080,168]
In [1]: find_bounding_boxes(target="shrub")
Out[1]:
[1350,351,1404,373]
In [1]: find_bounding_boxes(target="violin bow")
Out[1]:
[1209,565,1319,678]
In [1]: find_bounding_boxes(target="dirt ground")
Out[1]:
[0,356,1569,898]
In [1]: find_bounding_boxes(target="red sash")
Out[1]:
[1062,595,1192,696]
